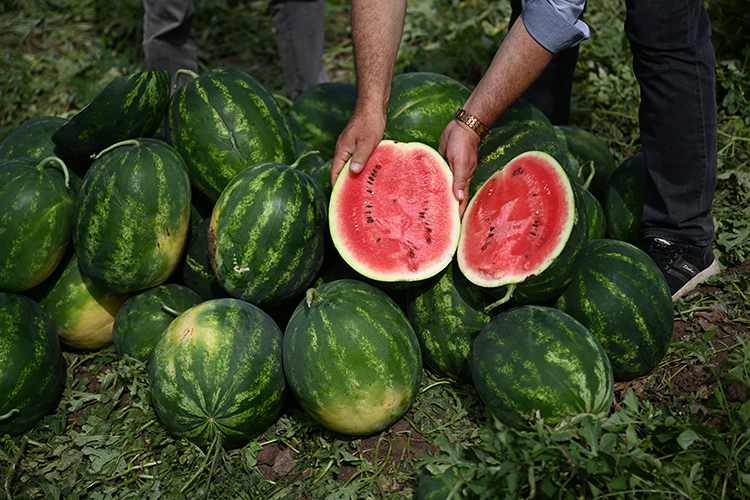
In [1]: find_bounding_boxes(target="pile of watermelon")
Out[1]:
[0,69,672,451]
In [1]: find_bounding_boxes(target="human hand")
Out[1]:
[330,109,387,187]
[438,119,482,217]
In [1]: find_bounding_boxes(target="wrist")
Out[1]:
[454,108,491,142]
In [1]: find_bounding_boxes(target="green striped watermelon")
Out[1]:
[0,116,66,162]
[555,239,673,381]
[581,188,607,241]
[471,305,614,428]
[112,284,203,362]
[52,71,171,160]
[289,82,357,160]
[208,158,327,307]
[39,252,131,350]
[182,218,230,301]
[167,67,296,201]
[493,99,555,135]
[0,156,76,293]
[149,298,286,449]
[283,279,423,436]
[385,72,471,150]
[470,126,572,198]
[73,139,191,294]
[554,125,616,200]
[458,151,588,306]
[329,140,460,284]
[602,152,645,246]
[0,292,65,436]
[406,259,495,383]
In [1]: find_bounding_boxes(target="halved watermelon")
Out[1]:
[458,151,585,303]
[329,140,460,283]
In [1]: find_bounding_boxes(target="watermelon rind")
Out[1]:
[149,298,286,449]
[602,152,645,246]
[470,305,614,428]
[329,140,460,283]
[182,218,230,301]
[555,238,673,382]
[283,279,423,436]
[493,98,555,135]
[0,292,65,437]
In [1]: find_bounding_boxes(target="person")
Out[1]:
[142,0,329,99]
[331,0,721,301]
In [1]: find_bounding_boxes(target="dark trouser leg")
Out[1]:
[268,0,329,101]
[625,0,717,247]
[509,0,580,125]
[142,0,199,88]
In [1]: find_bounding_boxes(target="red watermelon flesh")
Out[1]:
[458,151,574,288]
[329,140,460,282]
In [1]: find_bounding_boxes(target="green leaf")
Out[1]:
[677,430,701,450]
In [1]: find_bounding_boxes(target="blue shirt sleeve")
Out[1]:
[521,0,589,53]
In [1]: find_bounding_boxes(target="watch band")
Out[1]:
[454,108,491,141]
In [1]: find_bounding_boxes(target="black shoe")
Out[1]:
[642,237,721,301]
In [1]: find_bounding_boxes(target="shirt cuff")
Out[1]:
[521,0,590,53]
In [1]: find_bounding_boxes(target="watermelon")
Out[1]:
[0,156,76,293]
[208,158,327,307]
[0,116,66,162]
[329,140,460,283]
[602,152,645,246]
[493,98,555,135]
[52,71,171,160]
[385,72,471,150]
[149,298,286,449]
[288,82,357,160]
[555,238,673,382]
[182,218,230,301]
[113,284,203,362]
[406,259,495,383]
[581,188,607,241]
[0,292,65,436]
[470,126,572,198]
[73,139,191,294]
[39,252,132,350]
[283,279,423,436]
[458,151,587,305]
[167,67,296,201]
[471,305,614,428]
[554,125,617,200]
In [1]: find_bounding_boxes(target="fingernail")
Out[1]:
[458,189,465,200]
[350,162,363,173]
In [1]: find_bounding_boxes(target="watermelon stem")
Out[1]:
[0,408,20,422]
[272,93,294,108]
[93,139,142,160]
[174,69,200,90]
[290,149,321,170]
[484,284,515,314]
[38,156,71,190]
[580,161,596,192]
[180,431,221,494]
[161,303,184,317]
[305,288,323,308]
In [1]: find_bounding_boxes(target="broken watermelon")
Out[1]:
[329,140,461,283]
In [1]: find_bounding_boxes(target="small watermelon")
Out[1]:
[283,279,423,436]
[0,292,65,436]
[602,152,645,246]
[471,305,614,428]
[493,99,555,135]
[182,218,230,301]
[581,188,607,241]
[555,239,673,382]
[0,116,65,162]
[554,125,616,200]
[385,72,471,150]
[149,298,286,449]
[113,284,203,362]
[329,140,460,284]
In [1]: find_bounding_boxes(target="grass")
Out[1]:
[1,0,750,498]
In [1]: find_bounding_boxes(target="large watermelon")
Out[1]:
[112,284,203,362]
[0,292,65,436]
[493,99,555,135]
[208,159,327,307]
[406,259,495,383]
[471,305,614,428]
[149,298,286,449]
[555,239,673,382]
[458,151,587,305]
[39,252,132,350]
[288,82,357,160]
[385,72,471,150]
[329,140,461,284]
[73,138,191,294]
[167,67,296,201]
[283,279,423,436]
[602,152,645,246]
[0,156,76,293]
[52,71,171,160]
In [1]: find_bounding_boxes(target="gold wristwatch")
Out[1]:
[454,108,491,142]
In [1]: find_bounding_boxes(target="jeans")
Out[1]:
[142,0,329,99]
[511,0,717,247]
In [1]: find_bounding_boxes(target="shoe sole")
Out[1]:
[671,259,722,301]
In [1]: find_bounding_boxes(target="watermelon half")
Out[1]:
[329,140,460,283]
[458,151,585,303]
